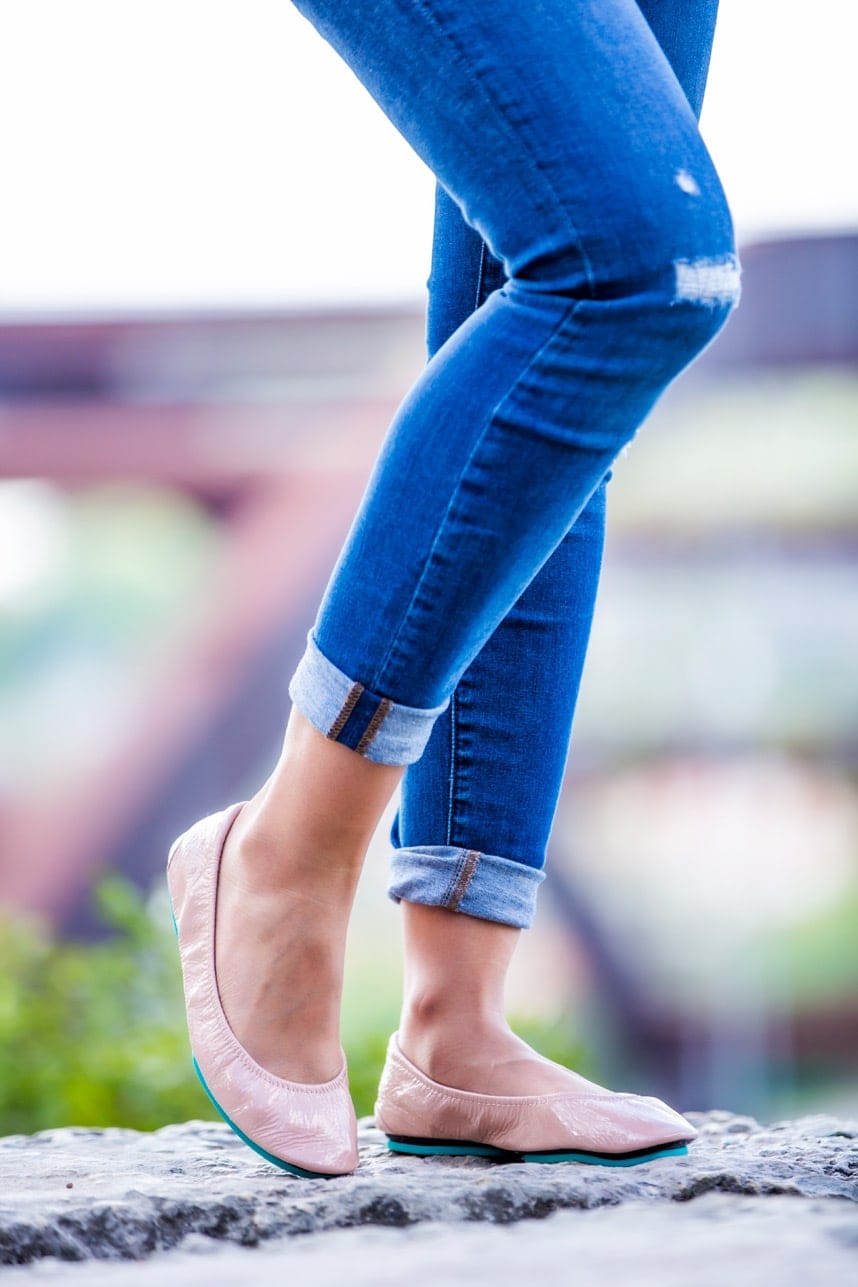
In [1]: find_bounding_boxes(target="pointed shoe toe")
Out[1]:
[578,1091,697,1156]
[635,1094,699,1145]
[374,1032,695,1167]
[166,801,359,1178]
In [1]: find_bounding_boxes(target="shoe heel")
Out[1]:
[165,800,359,1178]
[166,831,186,871]
[192,1056,341,1179]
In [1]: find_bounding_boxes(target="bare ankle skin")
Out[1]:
[214,705,404,1082]
[210,703,587,1095]
[397,901,589,1096]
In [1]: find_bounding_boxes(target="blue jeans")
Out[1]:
[287,0,740,928]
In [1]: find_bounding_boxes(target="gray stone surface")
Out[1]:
[4,1194,858,1287]
[1,1111,855,1274]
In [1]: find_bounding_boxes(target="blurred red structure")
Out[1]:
[1,234,856,1115]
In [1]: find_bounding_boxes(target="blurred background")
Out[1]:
[0,1,856,1136]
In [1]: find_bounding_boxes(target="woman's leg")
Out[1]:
[217,0,740,1083]
[388,190,609,932]
[392,0,724,1092]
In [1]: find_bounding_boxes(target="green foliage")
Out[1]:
[0,875,211,1135]
[0,875,590,1135]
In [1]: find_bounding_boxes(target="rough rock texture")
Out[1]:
[1,1111,855,1272]
[5,1195,858,1287]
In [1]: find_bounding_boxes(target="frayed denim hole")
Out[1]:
[672,254,742,307]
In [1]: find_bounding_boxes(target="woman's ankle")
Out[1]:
[220,787,366,910]
[396,1003,592,1097]
[398,993,511,1078]
[398,900,524,1082]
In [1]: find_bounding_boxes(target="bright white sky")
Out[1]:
[0,0,854,316]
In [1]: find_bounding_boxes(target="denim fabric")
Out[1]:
[385,0,725,930]
[289,626,449,762]
[387,845,546,929]
[286,0,740,926]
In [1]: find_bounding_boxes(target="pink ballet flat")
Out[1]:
[374,1032,697,1167]
[166,800,359,1178]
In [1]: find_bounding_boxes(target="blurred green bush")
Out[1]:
[0,875,590,1136]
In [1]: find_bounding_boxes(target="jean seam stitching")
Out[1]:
[446,849,480,912]
[355,696,394,755]
[327,681,364,739]
[441,851,467,907]
[474,240,487,310]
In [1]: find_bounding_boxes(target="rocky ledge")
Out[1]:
[1,1111,855,1270]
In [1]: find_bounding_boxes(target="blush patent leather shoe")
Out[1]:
[374,1032,696,1167]
[166,800,359,1178]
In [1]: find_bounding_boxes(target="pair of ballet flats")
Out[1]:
[166,801,698,1178]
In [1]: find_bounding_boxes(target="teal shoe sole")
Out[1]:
[386,1135,690,1167]
[167,890,339,1180]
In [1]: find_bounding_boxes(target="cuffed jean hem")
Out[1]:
[387,845,546,930]
[287,628,450,765]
